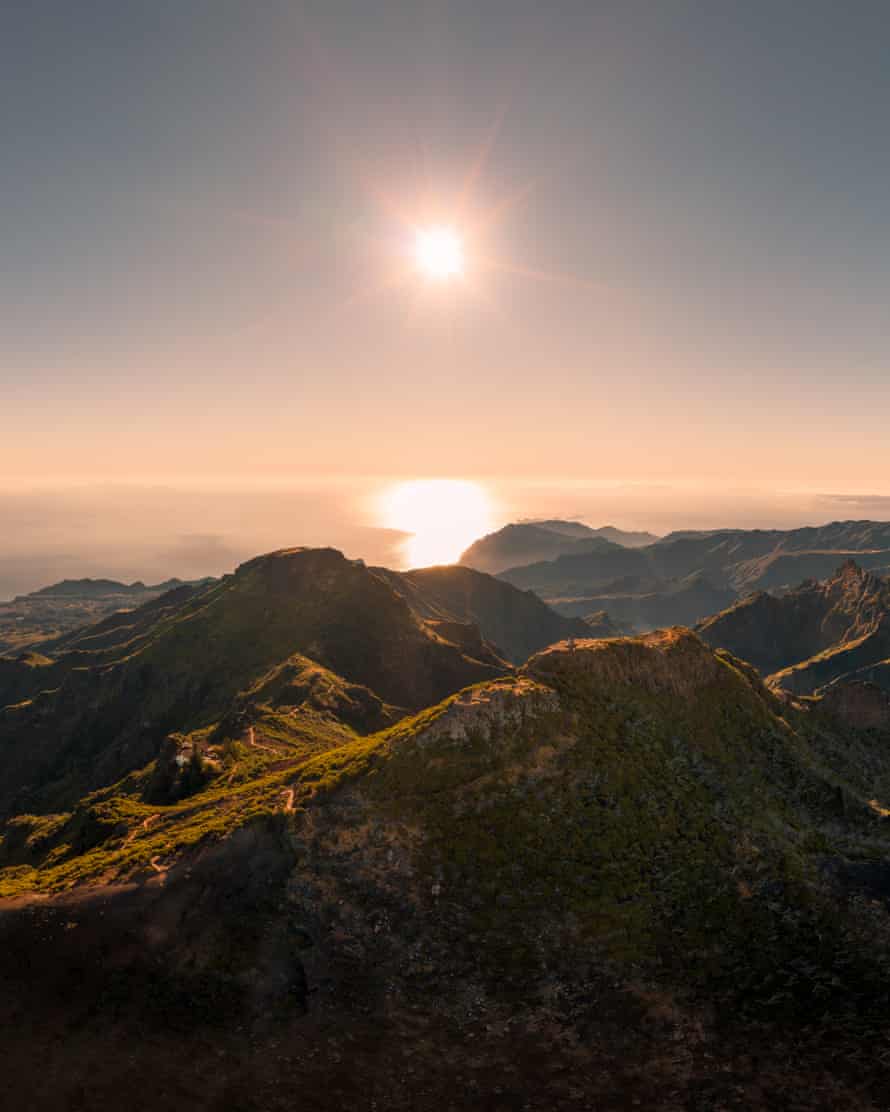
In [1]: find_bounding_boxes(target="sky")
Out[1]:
[4,1,890,590]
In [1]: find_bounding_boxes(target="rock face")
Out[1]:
[410,677,560,748]
[524,628,731,699]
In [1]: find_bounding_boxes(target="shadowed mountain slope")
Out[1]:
[373,563,590,663]
[493,519,890,633]
[551,571,736,632]
[697,561,890,701]
[3,628,890,1108]
[697,560,889,674]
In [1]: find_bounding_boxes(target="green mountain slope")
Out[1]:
[3,628,890,1108]
[0,548,510,816]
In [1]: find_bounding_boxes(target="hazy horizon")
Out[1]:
[4,475,890,599]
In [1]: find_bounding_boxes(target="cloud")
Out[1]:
[815,493,890,515]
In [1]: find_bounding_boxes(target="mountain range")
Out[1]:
[471,518,890,632]
[3,542,890,1108]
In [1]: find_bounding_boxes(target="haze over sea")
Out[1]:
[4,475,890,599]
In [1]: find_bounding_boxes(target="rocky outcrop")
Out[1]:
[524,628,729,698]
[411,678,560,748]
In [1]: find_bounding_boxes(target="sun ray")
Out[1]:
[458,95,512,210]
[476,254,613,294]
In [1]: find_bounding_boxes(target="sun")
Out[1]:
[378,479,493,567]
[414,226,464,280]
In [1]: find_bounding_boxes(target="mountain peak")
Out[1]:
[834,557,866,580]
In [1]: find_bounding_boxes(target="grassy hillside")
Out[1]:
[4,578,890,1106]
[5,631,890,1011]
[0,549,510,817]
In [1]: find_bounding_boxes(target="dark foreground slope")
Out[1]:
[2,628,890,1109]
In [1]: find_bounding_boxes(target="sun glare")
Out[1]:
[379,479,493,567]
[414,226,464,280]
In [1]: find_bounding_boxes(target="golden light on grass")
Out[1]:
[379,479,493,567]
[414,226,464,280]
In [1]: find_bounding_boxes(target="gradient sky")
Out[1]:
[4,0,890,483]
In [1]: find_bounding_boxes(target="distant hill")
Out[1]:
[522,519,659,547]
[496,519,890,632]
[459,520,658,575]
[0,576,209,656]
[24,577,185,600]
